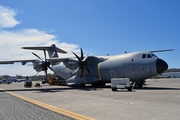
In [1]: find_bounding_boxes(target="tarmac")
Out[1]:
[0,91,74,120]
[0,78,180,120]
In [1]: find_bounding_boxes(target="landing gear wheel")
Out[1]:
[128,87,132,91]
[135,82,143,89]
[112,87,117,91]
[79,84,85,87]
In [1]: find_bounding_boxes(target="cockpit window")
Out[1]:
[147,54,152,58]
[151,54,157,57]
[142,54,157,59]
[142,54,146,58]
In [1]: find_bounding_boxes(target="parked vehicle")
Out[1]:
[111,78,132,91]
[0,79,11,84]
[24,80,32,87]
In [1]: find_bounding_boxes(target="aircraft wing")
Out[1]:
[47,58,71,62]
[149,49,174,53]
[0,59,36,65]
[49,56,100,63]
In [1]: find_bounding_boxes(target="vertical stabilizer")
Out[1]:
[48,44,59,58]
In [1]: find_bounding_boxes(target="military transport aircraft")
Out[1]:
[0,44,173,88]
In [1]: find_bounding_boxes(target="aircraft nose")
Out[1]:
[156,58,168,74]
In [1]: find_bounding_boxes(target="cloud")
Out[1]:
[0,29,79,59]
[0,5,20,28]
[0,5,79,76]
[0,29,79,76]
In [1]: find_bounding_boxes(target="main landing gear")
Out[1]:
[131,80,146,89]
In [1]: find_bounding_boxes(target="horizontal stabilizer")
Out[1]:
[22,44,67,54]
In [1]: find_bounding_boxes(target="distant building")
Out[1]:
[16,75,22,79]
[2,75,9,79]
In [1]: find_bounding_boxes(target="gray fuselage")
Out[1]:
[52,51,168,84]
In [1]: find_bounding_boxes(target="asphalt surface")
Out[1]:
[0,78,180,120]
[0,91,74,120]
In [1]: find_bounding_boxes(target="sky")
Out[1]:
[0,0,179,76]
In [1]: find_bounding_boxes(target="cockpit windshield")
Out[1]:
[147,54,152,58]
[151,54,157,57]
[142,54,158,58]
[142,54,146,58]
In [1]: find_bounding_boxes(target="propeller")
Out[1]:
[72,48,90,77]
[32,50,54,81]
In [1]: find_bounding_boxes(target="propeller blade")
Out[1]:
[32,52,44,61]
[45,69,47,75]
[83,53,89,61]
[86,66,90,73]
[72,67,80,74]
[44,50,47,61]
[81,66,84,78]
[72,52,81,61]
[48,66,54,72]
[80,48,84,60]
[45,70,49,82]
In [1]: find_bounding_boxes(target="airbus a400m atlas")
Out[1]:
[0,44,173,88]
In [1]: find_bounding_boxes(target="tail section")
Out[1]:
[47,44,64,58]
[22,44,67,58]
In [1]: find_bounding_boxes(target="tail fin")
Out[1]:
[22,44,67,58]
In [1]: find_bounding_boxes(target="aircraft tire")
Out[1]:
[135,82,143,89]
[78,84,85,87]
[127,87,132,91]
[112,87,117,91]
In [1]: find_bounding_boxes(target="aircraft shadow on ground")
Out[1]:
[1,85,180,93]
[0,85,111,93]
[142,86,180,90]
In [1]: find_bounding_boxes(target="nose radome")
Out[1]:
[156,58,168,74]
